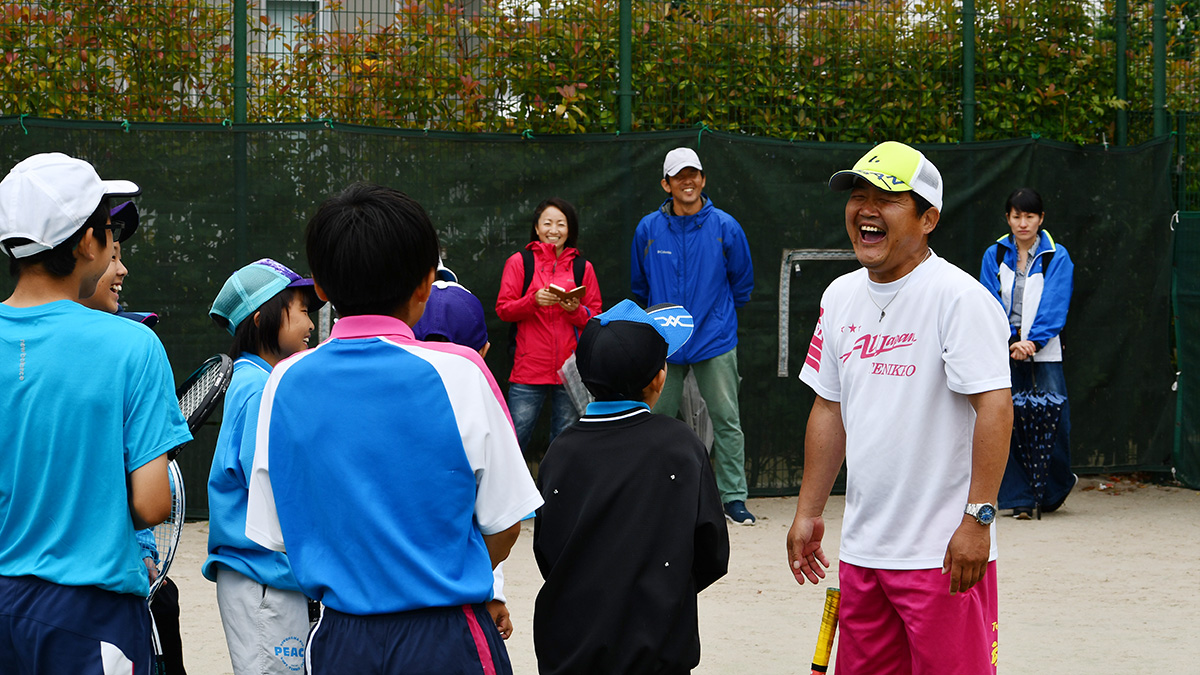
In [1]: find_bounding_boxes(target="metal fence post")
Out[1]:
[1153,0,1166,137]
[1116,0,1128,146]
[961,0,976,143]
[1179,112,1188,209]
[618,0,632,134]
[234,0,248,125]
[233,0,248,264]
[617,0,634,308]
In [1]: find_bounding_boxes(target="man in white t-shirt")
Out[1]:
[786,142,1013,674]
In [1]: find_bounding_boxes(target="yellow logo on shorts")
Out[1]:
[991,621,999,665]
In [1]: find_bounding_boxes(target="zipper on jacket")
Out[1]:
[677,215,688,313]
[549,253,562,383]
[1007,242,1045,339]
[553,256,560,379]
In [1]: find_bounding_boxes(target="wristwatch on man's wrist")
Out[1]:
[964,503,997,526]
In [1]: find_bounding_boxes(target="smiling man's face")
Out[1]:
[661,167,706,216]
[844,180,938,283]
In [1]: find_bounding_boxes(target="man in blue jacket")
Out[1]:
[631,147,757,524]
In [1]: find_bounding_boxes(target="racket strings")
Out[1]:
[152,492,184,553]
[179,366,223,418]
[149,463,185,599]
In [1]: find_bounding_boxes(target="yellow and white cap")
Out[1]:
[828,141,943,211]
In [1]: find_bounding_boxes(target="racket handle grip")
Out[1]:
[810,587,841,673]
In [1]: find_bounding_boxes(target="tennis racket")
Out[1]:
[147,462,184,665]
[171,353,234,458]
[810,587,841,674]
[146,354,231,592]
[147,353,231,586]
[148,460,185,600]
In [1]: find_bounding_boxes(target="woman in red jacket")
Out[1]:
[496,198,603,452]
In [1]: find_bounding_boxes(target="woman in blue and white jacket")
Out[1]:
[979,188,1076,520]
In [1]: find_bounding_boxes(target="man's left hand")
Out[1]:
[942,518,990,594]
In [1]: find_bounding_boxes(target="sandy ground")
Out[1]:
[171,475,1200,674]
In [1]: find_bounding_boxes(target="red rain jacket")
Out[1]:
[496,241,602,385]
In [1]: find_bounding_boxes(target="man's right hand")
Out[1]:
[787,514,830,585]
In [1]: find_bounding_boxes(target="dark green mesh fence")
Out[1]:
[1173,212,1200,488]
[0,120,1179,515]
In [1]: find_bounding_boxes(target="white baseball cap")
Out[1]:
[828,141,943,211]
[0,152,141,258]
[663,147,704,178]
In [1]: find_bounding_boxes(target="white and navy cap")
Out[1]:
[0,152,141,258]
[576,299,694,401]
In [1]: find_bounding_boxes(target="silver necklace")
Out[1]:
[867,248,931,322]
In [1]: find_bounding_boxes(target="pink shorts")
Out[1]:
[835,561,998,675]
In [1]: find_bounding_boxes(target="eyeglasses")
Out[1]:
[106,222,125,243]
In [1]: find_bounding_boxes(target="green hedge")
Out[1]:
[2,0,1195,145]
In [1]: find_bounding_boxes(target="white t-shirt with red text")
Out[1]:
[800,251,1010,570]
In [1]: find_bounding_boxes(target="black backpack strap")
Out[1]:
[520,249,535,295]
[573,255,587,289]
[521,249,585,294]
[509,249,535,357]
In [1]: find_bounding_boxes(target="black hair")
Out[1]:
[8,198,110,278]
[848,176,935,219]
[305,182,439,317]
[529,197,579,250]
[912,192,934,217]
[1005,187,1045,216]
[222,287,302,360]
[665,167,706,180]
